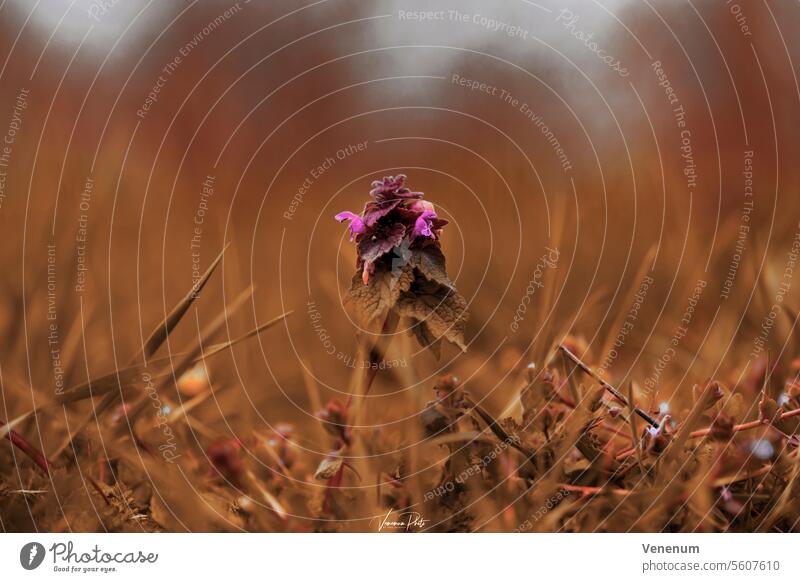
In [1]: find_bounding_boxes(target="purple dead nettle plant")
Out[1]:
[336,174,469,359]
[322,175,470,526]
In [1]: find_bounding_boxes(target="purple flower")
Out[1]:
[335,211,366,240]
[413,210,437,239]
[336,175,469,355]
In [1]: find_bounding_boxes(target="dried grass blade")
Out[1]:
[55,364,149,406]
[627,381,644,469]
[558,344,658,427]
[167,384,230,424]
[135,243,229,361]
[197,311,293,361]
[126,286,253,425]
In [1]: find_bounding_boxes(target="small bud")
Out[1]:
[758,393,780,424]
[434,374,462,405]
[207,439,243,485]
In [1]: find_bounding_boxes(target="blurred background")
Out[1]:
[1,0,799,530]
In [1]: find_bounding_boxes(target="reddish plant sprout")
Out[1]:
[434,374,463,406]
[207,439,244,487]
[313,398,355,516]
[317,398,350,445]
[2,424,51,475]
[759,391,782,425]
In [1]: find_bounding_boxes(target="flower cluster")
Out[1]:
[336,175,448,284]
[336,174,468,357]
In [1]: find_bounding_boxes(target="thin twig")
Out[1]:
[558,345,658,427]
